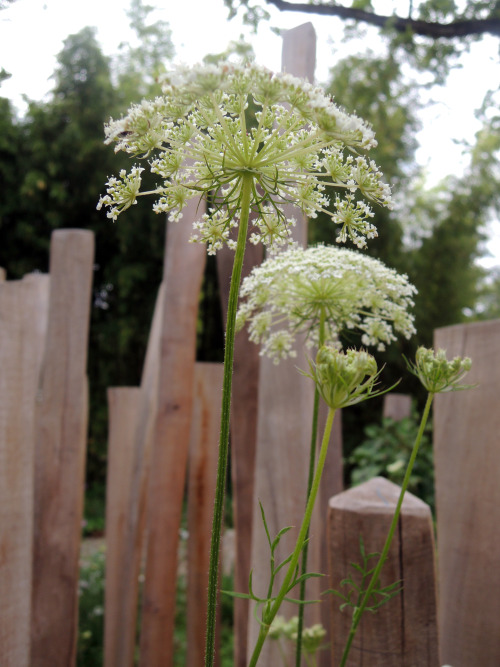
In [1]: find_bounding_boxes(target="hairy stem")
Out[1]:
[204,174,253,667]
[339,391,434,667]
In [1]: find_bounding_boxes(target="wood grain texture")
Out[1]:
[187,363,224,666]
[104,387,141,667]
[434,319,500,666]
[139,199,206,667]
[30,230,94,667]
[104,284,164,667]
[0,274,49,667]
[383,393,412,421]
[328,477,439,666]
[216,220,263,667]
[246,23,340,665]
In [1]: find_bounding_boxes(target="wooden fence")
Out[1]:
[1,23,500,667]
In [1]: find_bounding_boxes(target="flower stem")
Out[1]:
[338,391,434,667]
[204,174,253,667]
[295,313,326,667]
[248,406,337,667]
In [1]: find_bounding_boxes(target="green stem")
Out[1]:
[204,174,253,667]
[338,391,434,667]
[296,314,326,667]
[248,407,337,667]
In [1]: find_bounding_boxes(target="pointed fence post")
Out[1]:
[139,198,206,667]
[30,229,94,667]
[0,274,49,667]
[383,393,412,421]
[247,23,343,665]
[434,320,500,667]
[328,477,439,666]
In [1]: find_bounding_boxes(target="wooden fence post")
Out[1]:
[434,320,500,666]
[216,218,263,667]
[0,274,49,667]
[30,229,94,667]
[383,393,412,421]
[247,23,343,665]
[186,363,224,666]
[328,477,439,666]
[104,283,164,667]
[138,198,206,667]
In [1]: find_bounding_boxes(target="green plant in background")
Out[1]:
[268,615,328,667]
[77,550,106,667]
[349,409,434,509]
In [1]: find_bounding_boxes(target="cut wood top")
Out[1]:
[329,477,429,515]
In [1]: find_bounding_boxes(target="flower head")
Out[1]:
[306,346,384,410]
[236,244,416,362]
[97,62,392,251]
[407,347,473,394]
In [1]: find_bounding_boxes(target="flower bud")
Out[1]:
[409,347,473,394]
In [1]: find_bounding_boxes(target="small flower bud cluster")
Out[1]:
[268,616,326,654]
[97,62,393,251]
[308,346,382,410]
[408,347,473,393]
[236,245,416,362]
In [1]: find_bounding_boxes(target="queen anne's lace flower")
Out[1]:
[236,244,417,362]
[97,62,393,251]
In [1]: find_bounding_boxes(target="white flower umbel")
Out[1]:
[97,62,393,250]
[237,244,417,362]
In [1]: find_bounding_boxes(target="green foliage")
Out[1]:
[78,550,106,667]
[327,537,402,614]
[349,411,434,509]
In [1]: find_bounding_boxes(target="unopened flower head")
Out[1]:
[97,62,393,252]
[408,347,473,394]
[307,346,384,410]
[236,244,416,363]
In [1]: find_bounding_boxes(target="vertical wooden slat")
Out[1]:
[0,274,49,667]
[31,229,94,667]
[434,320,500,666]
[187,363,224,666]
[328,477,439,666]
[216,221,263,667]
[104,283,164,667]
[383,393,412,420]
[139,199,206,667]
[104,387,141,667]
[247,23,329,664]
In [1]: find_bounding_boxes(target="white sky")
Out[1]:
[1,0,499,262]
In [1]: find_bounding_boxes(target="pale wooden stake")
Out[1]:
[139,198,206,667]
[216,220,263,667]
[104,284,164,667]
[383,393,412,421]
[0,267,6,280]
[31,229,94,667]
[104,387,141,667]
[187,363,224,666]
[328,477,439,666]
[247,23,344,665]
[0,274,49,667]
[434,320,500,666]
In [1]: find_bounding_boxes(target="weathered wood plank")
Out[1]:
[216,219,263,667]
[383,393,412,421]
[139,200,206,667]
[434,319,500,666]
[187,363,224,666]
[0,274,49,667]
[104,283,164,667]
[104,387,141,667]
[328,477,439,666]
[31,229,94,667]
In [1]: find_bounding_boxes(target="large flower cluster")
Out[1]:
[236,244,417,362]
[97,62,393,252]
